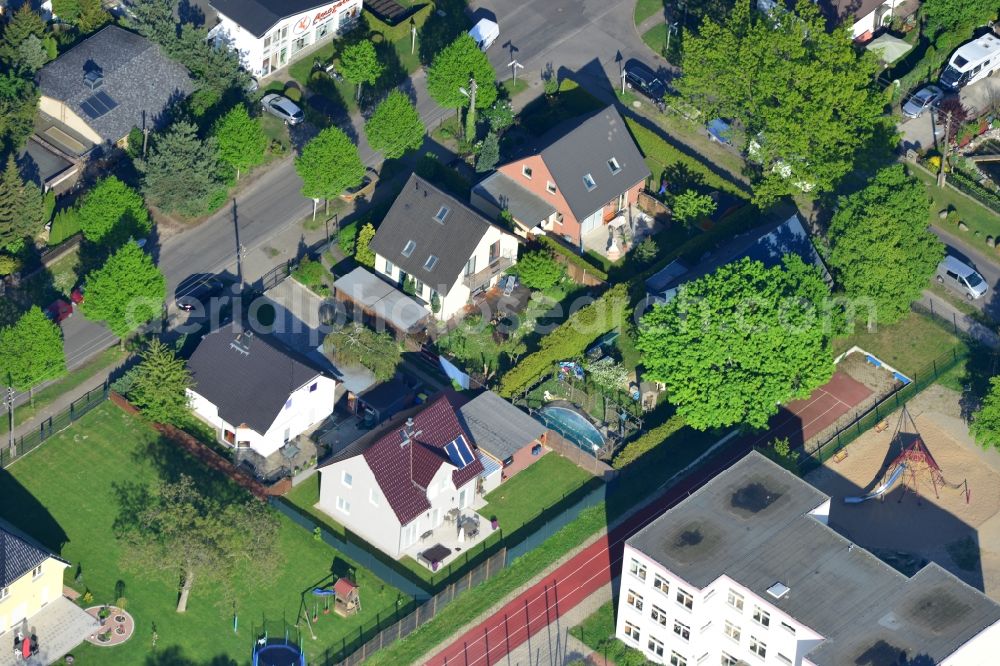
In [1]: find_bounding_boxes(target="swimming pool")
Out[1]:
[535,405,605,455]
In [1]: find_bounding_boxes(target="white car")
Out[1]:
[261,93,304,125]
[901,84,943,119]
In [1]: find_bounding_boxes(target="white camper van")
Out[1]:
[469,19,499,51]
[940,34,1000,91]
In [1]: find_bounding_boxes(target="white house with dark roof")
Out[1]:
[35,25,193,152]
[618,452,1000,666]
[758,0,917,42]
[208,0,362,78]
[370,174,519,322]
[186,327,337,459]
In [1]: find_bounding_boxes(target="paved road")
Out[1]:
[929,223,1000,320]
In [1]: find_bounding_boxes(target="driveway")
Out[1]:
[898,77,1000,153]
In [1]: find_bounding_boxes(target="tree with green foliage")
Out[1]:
[365,91,425,159]
[214,104,267,180]
[679,0,884,203]
[634,237,658,263]
[1,4,46,64]
[78,176,151,245]
[340,40,383,102]
[0,71,38,153]
[671,190,716,227]
[972,376,1000,451]
[476,131,500,173]
[295,126,365,208]
[426,33,497,136]
[585,357,629,393]
[0,254,21,276]
[355,221,376,268]
[52,0,82,21]
[129,339,192,425]
[637,256,835,430]
[82,241,166,341]
[129,0,177,47]
[0,156,44,253]
[140,121,224,217]
[174,23,251,102]
[14,34,47,74]
[0,306,66,401]
[76,0,112,35]
[922,0,996,38]
[515,250,564,290]
[828,165,943,327]
[324,321,401,381]
[482,99,514,136]
[114,474,281,613]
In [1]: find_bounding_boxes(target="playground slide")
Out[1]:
[844,463,907,504]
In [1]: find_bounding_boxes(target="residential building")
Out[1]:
[208,0,362,78]
[617,452,1000,666]
[471,105,649,252]
[0,519,98,662]
[186,328,337,459]
[370,174,520,322]
[317,391,488,560]
[458,390,549,491]
[758,0,917,41]
[35,25,193,153]
[331,266,432,336]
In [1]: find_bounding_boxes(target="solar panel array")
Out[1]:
[79,91,119,120]
[444,435,475,469]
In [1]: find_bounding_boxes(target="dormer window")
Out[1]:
[522,165,533,179]
[608,157,621,174]
[424,255,438,271]
[434,206,449,223]
[546,181,557,194]
[583,173,597,191]
[402,240,416,257]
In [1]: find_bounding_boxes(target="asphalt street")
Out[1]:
[930,223,1000,319]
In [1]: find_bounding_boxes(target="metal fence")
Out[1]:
[1,384,109,469]
[256,260,292,294]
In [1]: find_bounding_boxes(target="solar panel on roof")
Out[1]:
[79,92,119,120]
[95,91,118,112]
[444,435,475,468]
[80,100,100,119]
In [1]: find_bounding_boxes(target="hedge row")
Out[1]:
[947,170,1000,216]
[611,413,685,469]
[498,283,631,397]
[537,235,609,282]
[624,117,749,200]
[364,2,434,42]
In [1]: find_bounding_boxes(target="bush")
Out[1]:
[0,253,22,276]
[612,414,685,469]
[537,235,609,282]
[514,250,564,290]
[338,220,359,256]
[947,170,1000,215]
[292,257,328,291]
[48,207,81,245]
[283,86,303,103]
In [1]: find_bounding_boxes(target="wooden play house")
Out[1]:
[332,578,360,617]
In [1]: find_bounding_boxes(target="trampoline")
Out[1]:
[253,637,306,666]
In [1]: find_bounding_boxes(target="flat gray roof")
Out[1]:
[472,172,556,226]
[628,452,1000,665]
[458,391,547,461]
[333,267,430,333]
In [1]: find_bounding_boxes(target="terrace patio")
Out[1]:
[581,207,660,260]
[402,509,499,570]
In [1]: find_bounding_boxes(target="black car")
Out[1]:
[624,60,667,105]
[175,274,227,311]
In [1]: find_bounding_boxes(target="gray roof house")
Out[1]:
[458,391,547,476]
[36,25,193,150]
[473,105,650,251]
[624,452,1000,665]
[369,174,520,322]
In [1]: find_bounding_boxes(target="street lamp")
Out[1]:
[507,59,524,85]
[4,386,15,457]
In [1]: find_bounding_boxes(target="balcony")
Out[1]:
[463,254,514,291]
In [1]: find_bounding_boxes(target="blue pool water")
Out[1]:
[535,405,605,454]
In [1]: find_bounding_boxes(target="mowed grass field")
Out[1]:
[0,403,407,665]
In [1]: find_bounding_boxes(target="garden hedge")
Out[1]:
[537,236,609,282]
[498,283,630,397]
[611,414,685,469]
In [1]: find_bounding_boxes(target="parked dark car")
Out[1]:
[175,274,226,312]
[624,60,667,107]
[45,299,73,323]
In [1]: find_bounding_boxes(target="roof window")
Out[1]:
[522,165,533,179]
[434,206,450,223]
[424,255,439,271]
[402,240,416,257]
[766,582,790,599]
[608,157,621,174]
[583,173,597,191]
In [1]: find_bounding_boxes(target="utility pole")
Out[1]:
[232,199,246,288]
[938,109,952,188]
[4,386,14,458]
[459,78,478,140]
[410,18,417,55]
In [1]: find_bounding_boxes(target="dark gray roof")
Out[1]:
[0,518,64,587]
[369,174,493,296]
[188,327,329,434]
[36,26,193,144]
[628,452,1000,665]
[539,105,649,221]
[210,0,331,38]
[458,391,547,461]
[472,172,556,225]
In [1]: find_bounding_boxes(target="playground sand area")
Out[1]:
[805,385,1000,599]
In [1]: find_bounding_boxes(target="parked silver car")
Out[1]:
[902,84,943,119]
[261,93,304,125]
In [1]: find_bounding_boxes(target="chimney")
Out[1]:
[84,69,103,90]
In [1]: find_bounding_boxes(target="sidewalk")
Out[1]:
[919,290,999,348]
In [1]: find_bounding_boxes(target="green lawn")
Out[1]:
[520,80,605,136]
[834,311,965,378]
[479,453,596,531]
[641,23,667,56]
[500,77,529,98]
[910,164,1000,252]
[634,0,664,26]
[260,114,290,151]
[569,601,650,666]
[0,403,407,665]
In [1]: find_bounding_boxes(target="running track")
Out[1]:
[426,371,871,666]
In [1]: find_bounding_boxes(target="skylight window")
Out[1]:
[583,173,597,191]
[522,165,533,179]
[402,240,416,257]
[608,157,621,174]
[424,255,438,271]
[434,206,450,223]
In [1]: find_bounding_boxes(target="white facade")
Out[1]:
[317,454,481,559]
[755,0,906,40]
[373,225,519,322]
[209,0,362,78]
[187,374,336,458]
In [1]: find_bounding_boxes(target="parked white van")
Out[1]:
[940,34,1000,91]
[469,19,499,52]
[936,255,988,300]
